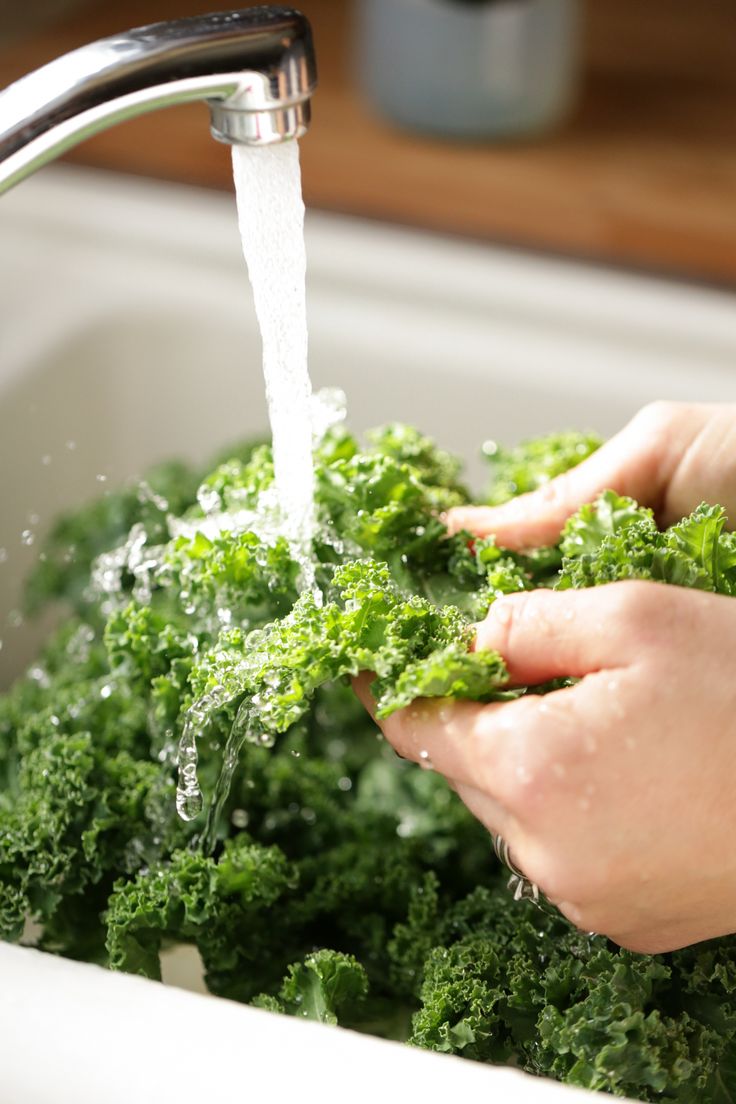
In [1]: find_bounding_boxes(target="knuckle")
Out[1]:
[610,578,693,653]
[633,400,683,435]
[496,590,552,656]
[609,579,663,628]
[527,852,606,919]
[533,471,579,515]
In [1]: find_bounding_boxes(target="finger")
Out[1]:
[355,685,555,805]
[354,674,534,810]
[355,671,518,834]
[452,779,518,840]
[473,584,652,684]
[446,409,674,548]
[353,671,379,721]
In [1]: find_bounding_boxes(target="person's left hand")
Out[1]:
[354,581,736,954]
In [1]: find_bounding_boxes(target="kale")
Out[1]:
[558,491,736,595]
[483,430,602,506]
[253,949,369,1025]
[2,419,736,1101]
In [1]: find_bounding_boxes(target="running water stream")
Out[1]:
[231,140,316,564]
[175,140,316,824]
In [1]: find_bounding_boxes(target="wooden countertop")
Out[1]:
[3,0,736,287]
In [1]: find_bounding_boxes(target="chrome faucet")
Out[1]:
[0,6,317,196]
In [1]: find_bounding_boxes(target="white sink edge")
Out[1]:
[0,942,605,1104]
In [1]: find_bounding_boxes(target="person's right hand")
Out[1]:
[447,402,736,547]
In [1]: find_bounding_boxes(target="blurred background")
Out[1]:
[2,0,736,287]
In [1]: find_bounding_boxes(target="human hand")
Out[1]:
[448,402,736,548]
[355,581,736,954]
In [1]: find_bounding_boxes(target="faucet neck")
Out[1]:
[0,7,317,195]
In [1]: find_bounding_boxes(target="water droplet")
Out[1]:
[0,548,7,564]
[7,610,23,629]
[231,808,250,829]
[100,684,113,700]
[20,529,34,546]
[41,454,51,466]
[28,513,40,526]
[96,473,107,484]
[65,439,76,451]
[418,749,434,771]
[337,776,352,792]
[197,486,221,515]
[291,749,301,758]
[176,789,203,821]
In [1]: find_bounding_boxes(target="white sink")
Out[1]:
[1,165,736,1103]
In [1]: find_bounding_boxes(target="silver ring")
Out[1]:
[492,833,541,905]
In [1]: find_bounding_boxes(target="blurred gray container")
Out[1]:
[356,0,581,139]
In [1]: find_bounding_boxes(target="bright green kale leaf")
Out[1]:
[483,430,602,506]
[188,560,508,742]
[558,493,736,596]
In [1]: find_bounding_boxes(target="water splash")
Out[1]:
[175,686,230,822]
[200,699,276,852]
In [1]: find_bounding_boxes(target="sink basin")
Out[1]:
[1,165,736,1103]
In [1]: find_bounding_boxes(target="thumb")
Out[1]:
[474,583,656,685]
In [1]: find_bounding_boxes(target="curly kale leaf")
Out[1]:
[162,530,298,628]
[381,646,508,715]
[106,839,297,989]
[255,949,369,1025]
[0,728,181,948]
[558,493,736,596]
[189,560,508,740]
[483,430,602,506]
[410,886,736,1100]
[365,423,468,502]
[314,431,467,584]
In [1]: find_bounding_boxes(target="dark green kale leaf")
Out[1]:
[254,948,369,1025]
[410,885,736,1100]
[105,839,297,989]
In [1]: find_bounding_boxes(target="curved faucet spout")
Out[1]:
[0,6,317,196]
